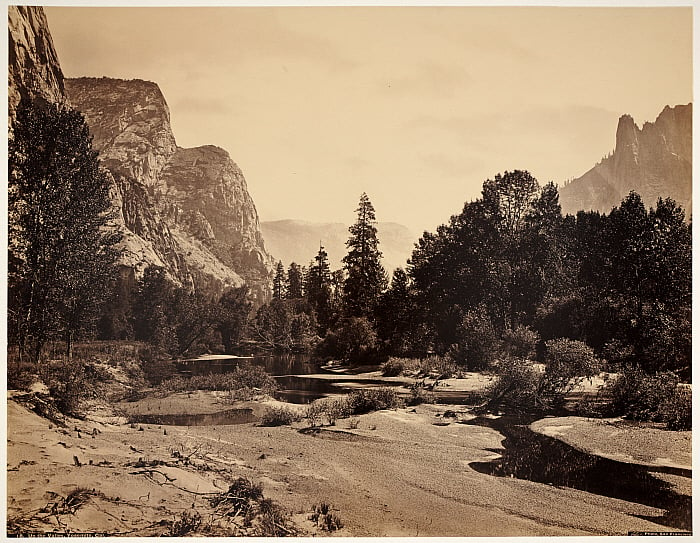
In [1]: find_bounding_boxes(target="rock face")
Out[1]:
[7,6,274,302]
[559,104,692,215]
[8,6,66,121]
[261,219,416,274]
[65,77,274,301]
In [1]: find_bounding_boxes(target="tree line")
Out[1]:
[8,98,691,384]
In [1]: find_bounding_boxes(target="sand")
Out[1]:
[6,388,691,537]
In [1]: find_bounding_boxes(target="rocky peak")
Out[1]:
[65,77,274,301]
[559,104,692,216]
[8,6,66,122]
[65,78,177,190]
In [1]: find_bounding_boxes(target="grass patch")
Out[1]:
[158,365,278,400]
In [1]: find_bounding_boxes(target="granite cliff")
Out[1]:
[65,77,274,301]
[8,6,274,302]
[559,104,692,215]
[8,6,66,121]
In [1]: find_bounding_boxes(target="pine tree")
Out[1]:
[9,98,121,362]
[286,262,304,299]
[273,261,286,300]
[306,244,333,333]
[342,193,387,318]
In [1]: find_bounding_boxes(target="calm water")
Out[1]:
[467,415,692,531]
[130,408,256,426]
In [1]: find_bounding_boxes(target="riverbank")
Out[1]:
[7,389,691,536]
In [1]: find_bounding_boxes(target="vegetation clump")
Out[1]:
[604,367,691,430]
[157,365,278,400]
[310,502,343,532]
[260,405,303,427]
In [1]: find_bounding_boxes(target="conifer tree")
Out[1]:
[342,193,387,318]
[273,261,286,300]
[286,262,304,299]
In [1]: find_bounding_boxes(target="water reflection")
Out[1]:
[129,408,256,426]
[176,353,323,377]
[467,415,692,531]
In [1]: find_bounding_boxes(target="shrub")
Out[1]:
[399,355,459,378]
[486,359,542,411]
[501,325,540,360]
[158,364,278,400]
[168,510,202,536]
[381,358,404,377]
[38,359,110,416]
[139,346,176,386]
[260,405,302,427]
[450,306,497,370]
[8,361,36,391]
[660,387,691,431]
[539,338,602,399]
[345,388,402,414]
[405,384,436,406]
[305,397,350,427]
[604,367,687,427]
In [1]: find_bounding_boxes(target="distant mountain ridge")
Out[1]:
[559,104,691,215]
[261,219,416,273]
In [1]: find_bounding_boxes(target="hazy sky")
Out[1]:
[44,6,692,234]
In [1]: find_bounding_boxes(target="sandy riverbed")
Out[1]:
[6,387,691,537]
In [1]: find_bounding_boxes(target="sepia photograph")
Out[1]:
[6,1,692,537]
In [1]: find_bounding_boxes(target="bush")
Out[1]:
[501,325,540,359]
[381,358,404,377]
[604,367,688,428]
[8,361,36,391]
[345,388,402,415]
[398,355,459,379]
[306,397,350,427]
[158,364,278,400]
[540,338,602,399]
[139,346,176,386]
[450,306,497,370]
[317,317,381,364]
[660,387,692,431]
[406,383,436,406]
[486,359,542,411]
[38,359,110,416]
[260,405,302,427]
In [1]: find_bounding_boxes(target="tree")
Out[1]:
[8,98,121,362]
[306,245,334,334]
[286,262,304,299]
[342,193,387,318]
[273,261,286,300]
[217,286,252,353]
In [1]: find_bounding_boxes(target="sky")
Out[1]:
[44,5,692,234]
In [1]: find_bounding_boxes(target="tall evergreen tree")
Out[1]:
[342,193,387,318]
[8,98,121,362]
[272,261,286,300]
[286,262,304,299]
[306,244,333,333]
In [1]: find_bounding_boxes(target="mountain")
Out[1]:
[559,104,692,216]
[65,77,274,300]
[8,6,274,302]
[260,220,416,274]
[8,6,66,121]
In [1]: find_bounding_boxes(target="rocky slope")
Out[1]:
[64,77,274,301]
[9,6,274,302]
[559,104,692,215]
[8,6,66,122]
[261,220,416,273]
